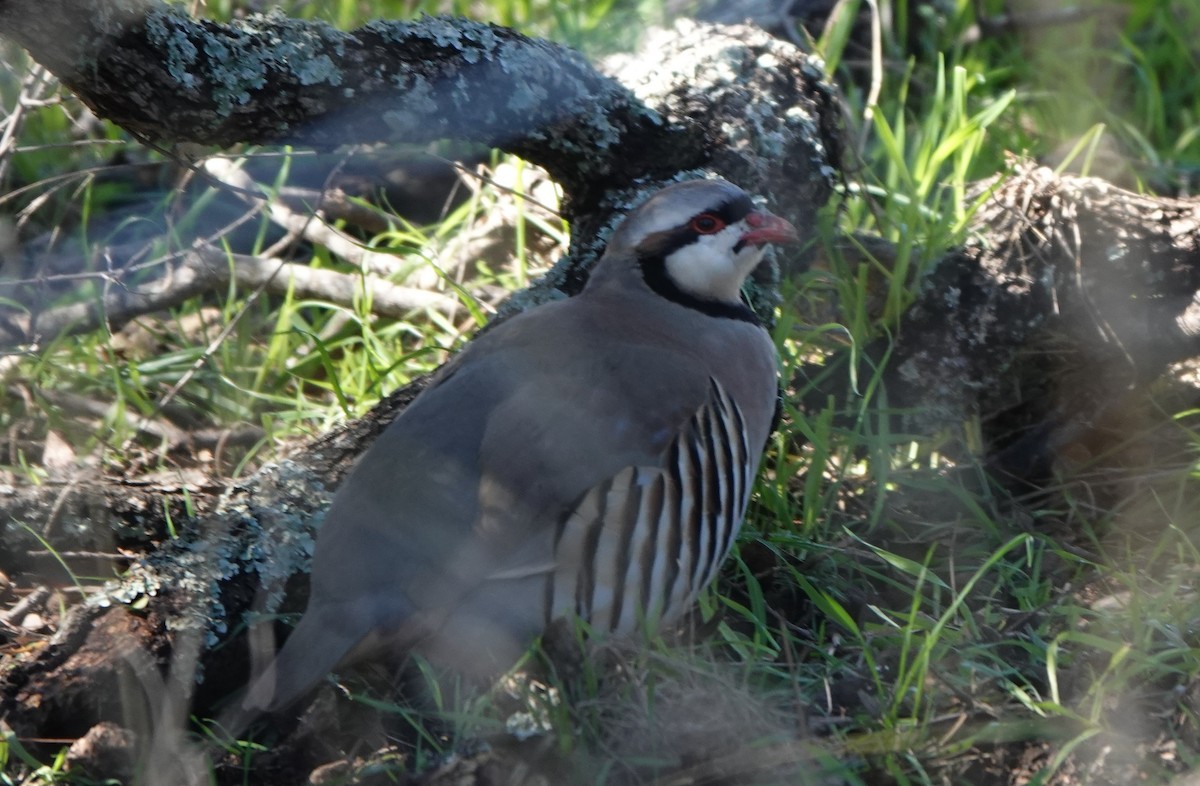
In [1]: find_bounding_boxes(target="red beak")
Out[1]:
[741,211,800,247]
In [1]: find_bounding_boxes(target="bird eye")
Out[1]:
[689,214,725,234]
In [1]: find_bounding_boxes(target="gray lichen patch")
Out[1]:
[141,7,348,117]
[89,459,331,649]
[143,9,200,89]
[362,15,500,55]
[351,15,650,180]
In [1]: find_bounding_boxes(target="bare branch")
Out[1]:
[4,245,462,348]
[226,250,460,317]
[34,388,264,453]
[200,157,410,279]
[21,253,217,344]
[278,186,400,237]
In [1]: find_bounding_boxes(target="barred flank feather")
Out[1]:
[546,378,755,633]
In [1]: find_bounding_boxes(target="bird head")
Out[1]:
[602,179,799,309]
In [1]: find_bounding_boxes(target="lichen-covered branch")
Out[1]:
[514,20,842,305]
[1,1,841,327]
[801,162,1200,479]
[0,0,683,201]
[0,374,429,741]
[899,164,1200,417]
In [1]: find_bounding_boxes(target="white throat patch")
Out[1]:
[662,227,767,303]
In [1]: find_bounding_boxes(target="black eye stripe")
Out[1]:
[634,195,758,259]
[704,195,756,227]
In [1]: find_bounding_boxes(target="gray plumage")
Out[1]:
[241,178,797,714]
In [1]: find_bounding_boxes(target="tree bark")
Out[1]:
[0,0,664,199]
[0,0,838,220]
[798,162,1200,484]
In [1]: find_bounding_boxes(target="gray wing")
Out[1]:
[244,304,717,709]
[542,378,759,634]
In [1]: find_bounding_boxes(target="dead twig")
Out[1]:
[7,244,461,349]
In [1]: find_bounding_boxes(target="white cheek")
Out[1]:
[664,239,766,302]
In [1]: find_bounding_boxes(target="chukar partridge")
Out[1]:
[243,178,797,714]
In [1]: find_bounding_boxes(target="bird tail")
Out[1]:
[213,612,364,739]
[249,613,362,713]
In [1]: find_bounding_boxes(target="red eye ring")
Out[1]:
[689,214,725,234]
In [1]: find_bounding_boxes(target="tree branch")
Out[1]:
[4,246,459,347]
[0,0,686,199]
[0,1,840,221]
[800,162,1200,481]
